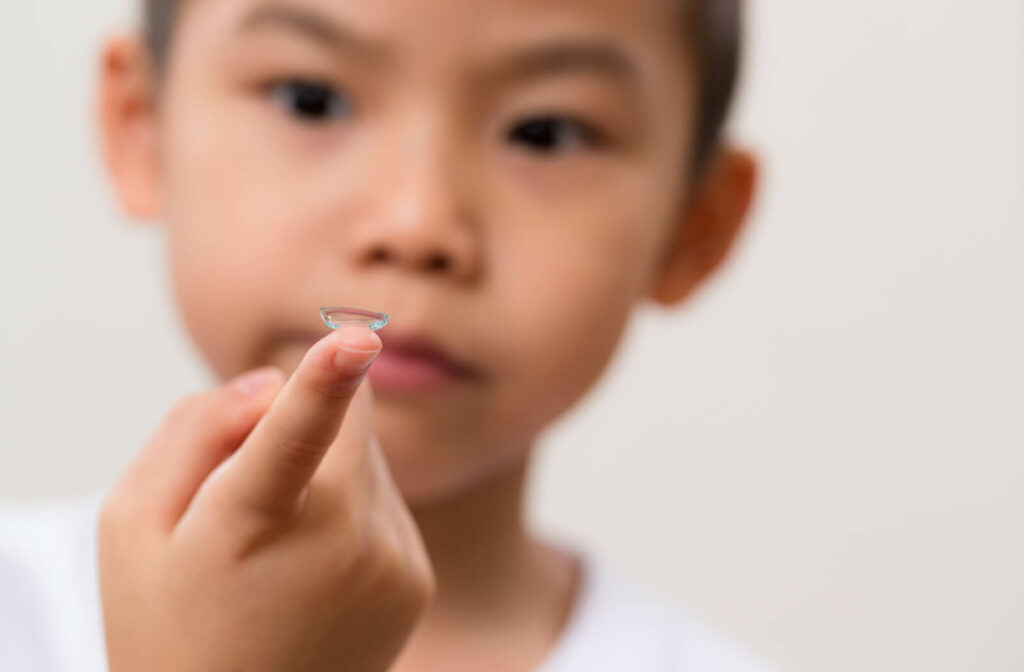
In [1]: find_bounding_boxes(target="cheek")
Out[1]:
[159,100,313,380]
[511,245,636,418]
[165,228,269,382]
[490,192,661,439]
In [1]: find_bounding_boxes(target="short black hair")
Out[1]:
[142,0,742,174]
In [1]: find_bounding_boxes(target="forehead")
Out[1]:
[181,0,692,85]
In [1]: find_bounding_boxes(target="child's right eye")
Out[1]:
[269,79,353,123]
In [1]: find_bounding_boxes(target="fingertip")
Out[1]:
[332,325,382,353]
[329,326,382,375]
[230,366,287,397]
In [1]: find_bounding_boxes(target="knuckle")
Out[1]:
[188,401,219,432]
[178,392,205,412]
[308,371,364,401]
[164,393,202,426]
[409,567,436,611]
[345,519,391,577]
[192,393,241,433]
[377,530,405,571]
[407,538,436,603]
[379,530,420,589]
[341,509,377,564]
[275,432,325,474]
[402,548,436,611]
[322,527,373,594]
[323,519,433,613]
[165,387,246,435]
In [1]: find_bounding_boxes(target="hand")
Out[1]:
[98,326,434,672]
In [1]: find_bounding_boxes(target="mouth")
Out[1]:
[370,329,481,394]
[295,328,481,395]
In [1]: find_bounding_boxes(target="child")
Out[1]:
[1,0,769,669]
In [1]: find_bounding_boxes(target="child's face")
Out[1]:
[101,0,754,503]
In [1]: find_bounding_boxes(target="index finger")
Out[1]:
[214,325,382,519]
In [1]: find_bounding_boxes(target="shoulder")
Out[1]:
[0,491,109,672]
[0,492,103,546]
[0,492,104,580]
[540,552,780,672]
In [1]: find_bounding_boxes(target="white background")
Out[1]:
[1,1,1021,670]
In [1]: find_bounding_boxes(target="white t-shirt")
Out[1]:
[0,492,776,672]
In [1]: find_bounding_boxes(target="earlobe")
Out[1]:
[96,34,162,221]
[647,146,759,306]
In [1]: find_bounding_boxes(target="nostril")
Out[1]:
[367,246,451,273]
[425,253,450,272]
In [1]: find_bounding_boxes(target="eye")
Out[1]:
[270,79,352,122]
[507,115,601,154]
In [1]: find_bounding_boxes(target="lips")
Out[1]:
[295,327,478,395]
[366,330,477,394]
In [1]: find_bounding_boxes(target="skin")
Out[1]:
[99,331,436,672]
[97,0,757,670]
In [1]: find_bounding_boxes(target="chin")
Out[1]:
[375,425,523,509]
[377,436,471,506]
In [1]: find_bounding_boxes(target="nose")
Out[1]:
[350,120,480,283]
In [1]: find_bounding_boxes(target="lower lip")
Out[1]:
[366,348,468,394]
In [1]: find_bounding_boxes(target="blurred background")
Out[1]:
[1,1,1021,670]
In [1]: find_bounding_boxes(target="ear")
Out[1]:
[647,146,758,306]
[96,34,163,221]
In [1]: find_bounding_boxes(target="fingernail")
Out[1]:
[332,326,381,372]
[231,367,282,396]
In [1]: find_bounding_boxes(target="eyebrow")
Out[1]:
[492,41,641,90]
[238,2,390,64]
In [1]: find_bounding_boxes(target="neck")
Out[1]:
[409,457,533,614]
[395,453,580,672]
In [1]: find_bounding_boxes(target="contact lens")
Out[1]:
[319,306,390,331]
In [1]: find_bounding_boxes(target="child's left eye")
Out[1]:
[507,115,602,155]
[270,79,352,122]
